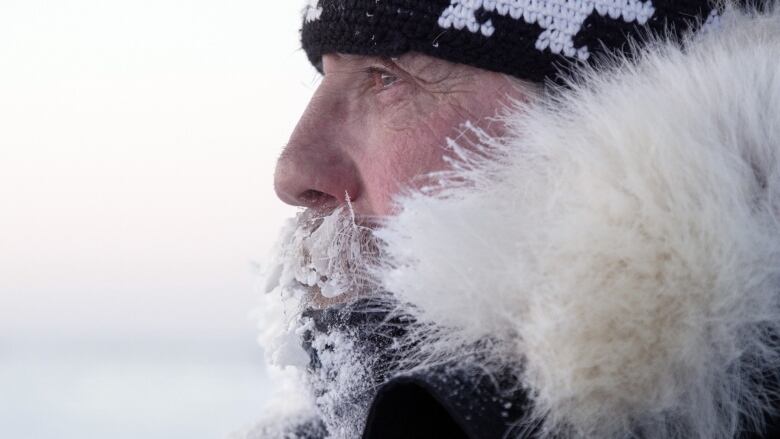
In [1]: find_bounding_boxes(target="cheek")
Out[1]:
[357,109,469,215]
[352,78,513,216]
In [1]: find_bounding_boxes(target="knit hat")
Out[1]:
[300,0,727,83]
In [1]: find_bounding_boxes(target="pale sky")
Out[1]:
[0,0,316,339]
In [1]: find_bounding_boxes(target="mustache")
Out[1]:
[287,205,383,307]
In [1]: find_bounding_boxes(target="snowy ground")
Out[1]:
[0,337,272,439]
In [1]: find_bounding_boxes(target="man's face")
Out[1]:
[274,52,528,217]
[266,53,536,435]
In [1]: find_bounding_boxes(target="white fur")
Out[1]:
[378,4,780,438]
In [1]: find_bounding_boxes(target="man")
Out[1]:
[252,1,780,438]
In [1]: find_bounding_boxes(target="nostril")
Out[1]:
[298,189,337,208]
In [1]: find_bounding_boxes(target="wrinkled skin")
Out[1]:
[274,52,536,217]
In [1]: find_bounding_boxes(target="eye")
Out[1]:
[379,71,399,88]
[367,67,400,90]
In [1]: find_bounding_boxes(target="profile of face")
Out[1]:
[270,52,536,311]
[266,52,536,435]
[274,52,533,217]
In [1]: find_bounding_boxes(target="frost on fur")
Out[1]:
[378,4,780,438]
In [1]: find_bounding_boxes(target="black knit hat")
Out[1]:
[300,0,725,83]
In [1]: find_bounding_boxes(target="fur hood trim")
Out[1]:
[377,4,780,438]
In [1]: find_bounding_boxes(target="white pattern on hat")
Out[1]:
[437,0,656,61]
[304,0,323,23]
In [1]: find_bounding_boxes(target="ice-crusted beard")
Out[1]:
[276,206,381,307]
[260,206,406,439]
[300,297,409,439]
[257,206,531,439]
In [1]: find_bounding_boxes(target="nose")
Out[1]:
[274,91,362,211]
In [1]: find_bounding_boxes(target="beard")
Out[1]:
[258,207,529,439]
[271,206,381,306]
[260,207,409,438]
[299,296,411,439]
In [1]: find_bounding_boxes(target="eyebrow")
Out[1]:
[324,54,385,75]
[327,53,460,91]
[326,54,416,82]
